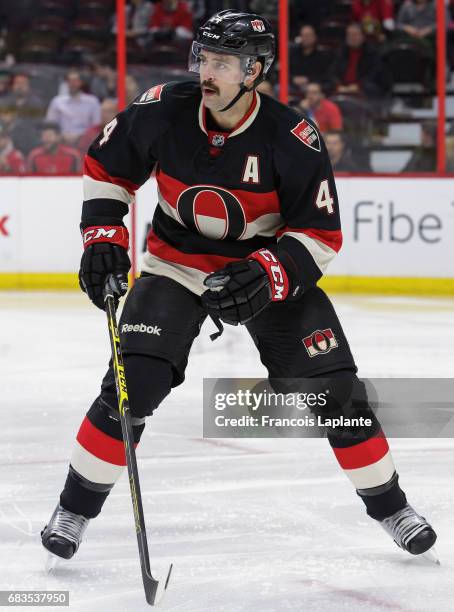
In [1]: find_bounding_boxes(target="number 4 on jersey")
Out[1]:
[99,118,118,146]
[315,179,334,214]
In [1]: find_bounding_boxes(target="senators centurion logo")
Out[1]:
[291,119,321,152]
[251,19,265,32]
[134,83,165,105]
[303,329,338,357]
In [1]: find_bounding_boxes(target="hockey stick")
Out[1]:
[104,277,173,605]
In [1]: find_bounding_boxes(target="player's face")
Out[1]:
[199,51,245,111]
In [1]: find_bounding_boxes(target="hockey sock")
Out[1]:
[60,399,145,518]
[329,428,407,520]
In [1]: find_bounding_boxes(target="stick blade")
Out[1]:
[143,563,173,606]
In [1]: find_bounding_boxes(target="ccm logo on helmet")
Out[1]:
[202,31,220,39]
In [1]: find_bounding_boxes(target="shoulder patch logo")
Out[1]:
[290,119,321,152]
[134,83,165,105]
[251,19,265,32]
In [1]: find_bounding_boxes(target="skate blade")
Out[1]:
[422,546,440,565]
[45,552,61,573]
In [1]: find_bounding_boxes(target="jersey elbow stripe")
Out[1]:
[277,227,343,252]
[84,154,139,195]
[83,175,134,205]
[279,231,338,273]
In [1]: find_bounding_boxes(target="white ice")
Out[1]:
[1,292,454,612]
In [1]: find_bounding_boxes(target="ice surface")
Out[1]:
[1,292,453,611]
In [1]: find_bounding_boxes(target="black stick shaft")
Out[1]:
[104,291,165,605]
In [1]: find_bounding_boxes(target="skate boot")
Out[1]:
[380,503,437,556]
[41,504,90,560]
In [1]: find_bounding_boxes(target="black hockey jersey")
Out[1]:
[82,80,342,297]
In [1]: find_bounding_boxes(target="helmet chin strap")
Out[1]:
[219,82,254,112]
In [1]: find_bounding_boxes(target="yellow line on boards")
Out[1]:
[0,273,453,295]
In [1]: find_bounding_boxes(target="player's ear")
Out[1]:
[244,61,262,86]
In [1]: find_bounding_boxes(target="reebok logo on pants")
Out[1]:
[121,323,162,336]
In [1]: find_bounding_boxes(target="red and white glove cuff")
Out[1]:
[250,248,289,301]
[82,226,129,250]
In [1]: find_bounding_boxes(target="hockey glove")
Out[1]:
[201,248,289,325]
[79,225,130,310]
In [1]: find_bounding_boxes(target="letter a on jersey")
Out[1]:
[242,155,260,184]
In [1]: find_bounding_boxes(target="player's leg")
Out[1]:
[42,274,206,559]
[246,286,436,555]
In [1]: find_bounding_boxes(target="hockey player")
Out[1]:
[42,10,437,563]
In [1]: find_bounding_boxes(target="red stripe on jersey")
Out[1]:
[332,432,389,470]
[277,227,343,252]
[156,167,280,221]
[84,155,139,195]
[76,416,137,466]
[147,230,242,273]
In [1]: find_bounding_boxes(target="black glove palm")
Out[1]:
[201,260,271,325]
[79,243,130,310]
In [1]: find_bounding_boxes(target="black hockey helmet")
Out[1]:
[189,10,275,86]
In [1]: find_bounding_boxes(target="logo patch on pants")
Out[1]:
[303,328,338,357]
[121,323,161,336]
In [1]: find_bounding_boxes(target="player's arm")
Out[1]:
[267,122,342,300]
[202,121,342,325]
[79,98,160,309]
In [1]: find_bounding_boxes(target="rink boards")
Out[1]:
[0,176,453,294]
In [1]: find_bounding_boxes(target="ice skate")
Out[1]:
[379,503,438,562]
[41,504,90,561]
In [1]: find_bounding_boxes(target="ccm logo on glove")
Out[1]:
[250,249,289,301]
[82,226,129,249]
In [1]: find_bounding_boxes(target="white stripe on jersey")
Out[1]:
[142,251,207,296]
[279,231,337,273]
[83,175,134,205]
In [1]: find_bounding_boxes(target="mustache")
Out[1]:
[201,81,219,94]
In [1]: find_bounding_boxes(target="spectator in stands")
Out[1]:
[0,121,26,174]
[0,69,11,103]
[290,25,333,91]
[329,22,391,97]
[78,98,117,153]
[298,82,343,133]
[325,130,360,172]
[112,0,154,46]
[256,80,276,98]
[88,60,117,102]
[403,120,436,172]
[289,0,334,35]
[396,0,437,43]
[46,71,101,145]
[149,0,193,41]
[27,123,81,175]
[0,104,38,155]
[352,0,395,41]
[7,73,44,119]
